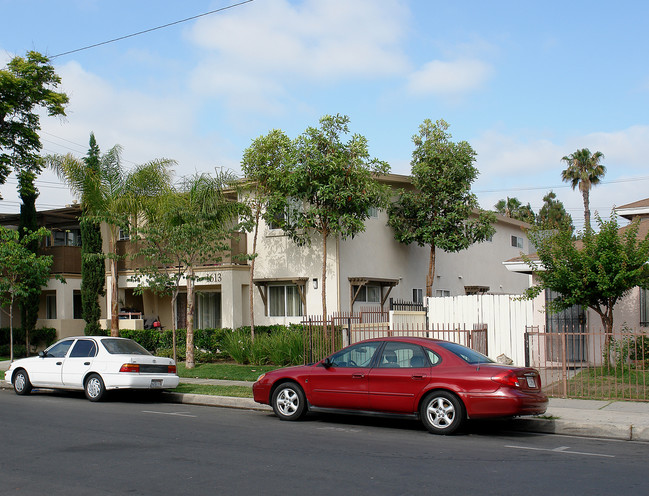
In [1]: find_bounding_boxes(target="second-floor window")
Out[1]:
[413,289,423,304]
[46,229,81,247]
[511,235,524,249]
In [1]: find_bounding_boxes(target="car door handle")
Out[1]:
[411,375,427,380]
[56,362,62,366]
[84,362,90,366]
[352,373,365,379]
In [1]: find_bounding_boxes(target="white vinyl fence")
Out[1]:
[426,294,533,366]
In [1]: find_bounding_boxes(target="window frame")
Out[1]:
[269,284,304,317]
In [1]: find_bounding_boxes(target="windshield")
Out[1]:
[101,338,151,356]
[437,342,493,364]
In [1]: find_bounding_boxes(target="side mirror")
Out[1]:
[38,351,46,358]
[322,357,332,368]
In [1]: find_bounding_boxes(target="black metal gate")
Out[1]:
[545,289,587,362]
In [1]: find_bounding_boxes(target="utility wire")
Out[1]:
[50,0,254,59]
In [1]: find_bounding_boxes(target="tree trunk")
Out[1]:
[186,267,195,369]
[426,243,437,298]
[171,288,178,364]
[583,188,591,233]
[9,294,14,362]
[249,209,260,343]
[110,256,119,337]
[321,229,328,321]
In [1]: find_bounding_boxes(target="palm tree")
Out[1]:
[560,148,605,232]
[48,145,175,336]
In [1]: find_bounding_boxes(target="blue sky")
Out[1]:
[2,0,649,230]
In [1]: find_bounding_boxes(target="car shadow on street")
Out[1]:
[281,411,544,438]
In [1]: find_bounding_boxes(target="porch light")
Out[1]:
[313,278,318,289]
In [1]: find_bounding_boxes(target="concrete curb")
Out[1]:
[508,417,649,442]
[163,391,272,412]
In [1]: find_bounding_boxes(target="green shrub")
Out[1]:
[119,329,161,352]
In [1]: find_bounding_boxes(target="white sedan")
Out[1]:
[5,336,180,401]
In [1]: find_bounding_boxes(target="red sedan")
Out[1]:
[253,337,548,434]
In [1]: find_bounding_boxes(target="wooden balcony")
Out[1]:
[40,245,82,274]
[117,231,248,271]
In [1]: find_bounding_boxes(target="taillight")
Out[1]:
[168,364,177,374]
[119,363,140,373]
[492,370,520,388]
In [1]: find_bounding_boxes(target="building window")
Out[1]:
[352,285,381,303]
[47,229,81,247]
[413,289,423,304]
[269,285,303,317]
[367,206,379,218]
[196,292,221,329]
[641,289,649,327]
[435,289,451,297]
[46,293,57,319]
[268,198,301,231]
[118,228,130,241]
[511,235,524,249]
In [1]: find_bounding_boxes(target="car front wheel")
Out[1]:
[85,373,106,402]
[420,391,464,435]
[271,382,307,421]
[13,369,32,396]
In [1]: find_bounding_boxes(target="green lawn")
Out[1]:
[561,366,649,401]
[172,383,253,397]
[176,362,278,382]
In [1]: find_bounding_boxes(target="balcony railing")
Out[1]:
[40,246,82,274]
[117,231,248,271]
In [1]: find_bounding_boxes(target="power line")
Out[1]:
[50,0,255,59]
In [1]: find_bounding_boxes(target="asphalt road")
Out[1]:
[1,389,648,496]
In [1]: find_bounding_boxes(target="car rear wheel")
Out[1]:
[13,369,32,396]
[420,391,464,435]
[271,382,307,421]
[85,373,106,402]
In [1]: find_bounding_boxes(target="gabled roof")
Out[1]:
[504,217,649,274]
[615,197,649,220]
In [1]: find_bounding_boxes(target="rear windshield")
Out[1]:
[101,338,151,356]
[437,342,493,364]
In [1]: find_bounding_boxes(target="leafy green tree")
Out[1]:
[17,169,41,349]
[132,172,244,368]
[0,51,69,190]
[273,114,390,319]
[241,129,292,340]
[48,146,174,336]
[0,226,54,360]
[494,196,535,224]
[79,134,106,335]
[537,191,573,231]
[561,148,606,232]
[523,213,649,344]
[388,119,495,297]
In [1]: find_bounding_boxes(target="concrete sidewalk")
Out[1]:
[2,361,648,441]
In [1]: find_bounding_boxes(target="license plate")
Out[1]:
[150,379,163,389]
[526,376,537,388]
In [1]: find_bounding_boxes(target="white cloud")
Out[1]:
[188,0,410,104]
[406,58,494,97]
